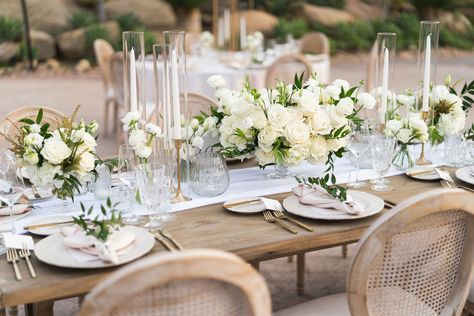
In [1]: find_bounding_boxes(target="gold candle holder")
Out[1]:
[416,111,432,166]
[171,139,191,203]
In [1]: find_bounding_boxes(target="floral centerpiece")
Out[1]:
[193,74,375,178]
[2,107,99,200]
[199,31,214,51]
[246,31,264,63]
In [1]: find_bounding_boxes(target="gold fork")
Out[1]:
[6,248,22,281]
[441,180,474,192]
[160,228,183,250]
[19,242,36,278]
[263,211,297,234]
[153,231,176,252]
[272,210,313,232]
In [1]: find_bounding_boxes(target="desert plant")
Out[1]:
[306,0,346,9]
[165,0,207,9]
[275,18,309,42]
[84,24,110,58]
[17,42,38,61]
[68,10,97,29]
[0,16,22,43]
[116,13,143,32]
[255,0,293,16]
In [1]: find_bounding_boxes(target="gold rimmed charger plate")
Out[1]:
[35,226,155,269]
[282,190,384,220]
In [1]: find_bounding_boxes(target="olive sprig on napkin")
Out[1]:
[73,198,123,242]
[296,176,348,203]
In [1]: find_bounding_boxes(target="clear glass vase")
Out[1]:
[267,162,293,179]
[392,143,415,171]
[190,152,229,197]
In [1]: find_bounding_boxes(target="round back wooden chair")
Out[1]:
[185,92,217,117]
[80,249,272,316]
[110,52,125,141]
[0,106,65,139]
[300,32,330,55]
[265,53,312,88]
[348,188,474,316]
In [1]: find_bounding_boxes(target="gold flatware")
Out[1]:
[224,199,261,208]
[160,228,183,250]
[272,210,313,232]
[24,220,77,230]
[263,211,297,234]
[19,242,36,278]
[6,248,22,281]
[406,169,436,177]
[154,232,175,251]
[441,180,474,192]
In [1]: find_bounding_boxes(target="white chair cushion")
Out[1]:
[274,292,349,316]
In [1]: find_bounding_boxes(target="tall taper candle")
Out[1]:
[422,34,431,112]
[171,49,181,139]
[130,47,137,112]
[224,8,230,43]
[379,47,389,123]
[240,15,247,49]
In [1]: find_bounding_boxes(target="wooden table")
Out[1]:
[0,169,471,314]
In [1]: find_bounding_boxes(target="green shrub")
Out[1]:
[255,0,292,16]
[440,27,474,49]
[68,10,97,29]
[17,42,38,61]
[164,0,207,9]
[143,30,156,55]
[84,24,110,59]
[275,19,309,42]
[305,0,346,9]
[0,16,23,43]
[116,13,143,32]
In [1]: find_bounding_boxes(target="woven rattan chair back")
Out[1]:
[185,92,217,117]
[300,32,330,55]
[265,53,312,88]
[80,249,272,316]
[0,106,65,139]
[94,39,115,93]
[348,189,474,316]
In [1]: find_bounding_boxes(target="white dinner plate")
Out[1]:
[35,226,155,269]
[405,167,441,181]
[282,190,384,220]
[0,206,32,225]
[26,215,74,236]
[223,197,266,214]
[455,166,474,186]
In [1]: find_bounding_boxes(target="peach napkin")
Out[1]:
[292,184,363,215]
[61,225,136,264]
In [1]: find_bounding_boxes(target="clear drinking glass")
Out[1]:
[190,152,230,197]
[444,134,465,167]
[158,175,175,223]
[0,154,25,236]
[370,136,396,191]
[347,122,369,188]
[136,163,166,229]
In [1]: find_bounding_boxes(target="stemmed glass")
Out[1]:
[347,122,369,188]
[118,144,144,225]
[136,163,166,229]
[0,153,25,236]
[370,136,396,191]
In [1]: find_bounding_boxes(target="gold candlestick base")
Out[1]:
[417,111,432,166]
[171,138,191,204]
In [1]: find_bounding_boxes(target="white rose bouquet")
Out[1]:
[194,74,374,173]
[121,111,164,163]
[3,107,100,200]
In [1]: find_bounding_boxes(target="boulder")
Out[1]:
[105,0,176,29]
[0,42,19,64]
[75,59,91,73]
[345,0,382,20]
[30,30,56,60]
[0,0,77,35]
[439,11,472,34]
[46,58,61,70]
[57,21,119,59]
[300,3,354,27]
[245,10,278,37]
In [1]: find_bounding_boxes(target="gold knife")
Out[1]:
[160,229,183,250]
[224,199,261,208]
[406,169,436,176]
[154,232,175,251]
[24,220,76,230]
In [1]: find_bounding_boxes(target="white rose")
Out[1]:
[336,97,354,116]
[327,106,347,129]
[325,85,341,100]
[287,108,304,122]
[249,110,267,129]
[397,128,412,144]
[258,125,278,146]
[255,148,275,166]
[207,75,226,90]
[287,144,309,166]
[191,135,204,149]
[332,79,350,92]
[145,123,162,137]
[135,143,152,159]
[76,132,97,154]
[40,139,71,164]
[311,109,332,135]
[267,104,290,129]
[327,137,348,152]
[306,78,321,91]
[386,119,402,134]
[357,92,376,109]
[309,136,329,159]
[128,129,147,148]
[203,116,218,130]
[230,99,255,118]
[77,152,96,174]
[285,122,310,144]
[30,124,41,133]
[297,89,320,115]
[24,133,44,147]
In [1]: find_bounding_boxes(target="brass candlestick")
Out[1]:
[416,111,432,166]
[171,138,190,203]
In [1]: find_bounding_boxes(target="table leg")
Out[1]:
[297,253,305,295]
[25,301,54,316]
[7,306,17,316]
[287,256,293,263]
[0,307,5,316]
[342,245,348,258]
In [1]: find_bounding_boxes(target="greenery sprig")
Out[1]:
[295,175,348,203]
[73,198,123,242]
[464,123,474,141]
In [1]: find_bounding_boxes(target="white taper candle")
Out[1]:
[171,49,182,139]
[422,34,431,112]
[130,47,137,112]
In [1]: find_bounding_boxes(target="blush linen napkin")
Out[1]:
[292,184,363,215]
[61,226,136,264]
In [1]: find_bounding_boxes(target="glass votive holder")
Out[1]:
[190,152,230,197]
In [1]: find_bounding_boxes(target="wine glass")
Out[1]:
[158,175,175,223]
[136,163,166,230]
[0,154,25,236]
[370,136,396,191]
[346,122,369,188]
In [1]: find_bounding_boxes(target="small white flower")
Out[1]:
[397,94,415,108]
[327,106,347,129]
[135,143,152,159]
[145,123,163,137]
[30,124,41,133]
[87,121,99,134]
[397,128,412,144]
[191,135,204,149]
[203,116,218,130]
[332,79,350,92]
[128,129,147,148]
[24,133,44,147]
[297,89,320,115]
[327,137,348,152]
[207,75,226,90]
[325,85,341,100]
[386,119,402,134]
[23,149,39,165]
[336,97,354,116]
[71,128,85,143]
[431,85,450,104]
[357,92,376,109]
[258,125,278,146]
[309,136,329,160]
[249,111,267,129]
[121,111,141,131]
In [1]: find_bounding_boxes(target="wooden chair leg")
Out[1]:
[287,255,293,263]
[0,307,5,316]
[104,100,110,136]
[297,253,305,295]
[342,245,348,258]
[112,101,118,133]
[7,306,18,316]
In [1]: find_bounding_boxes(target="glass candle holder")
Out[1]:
[374,32,396,126]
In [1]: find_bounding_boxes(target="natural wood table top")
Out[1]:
[0,168,471,308]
